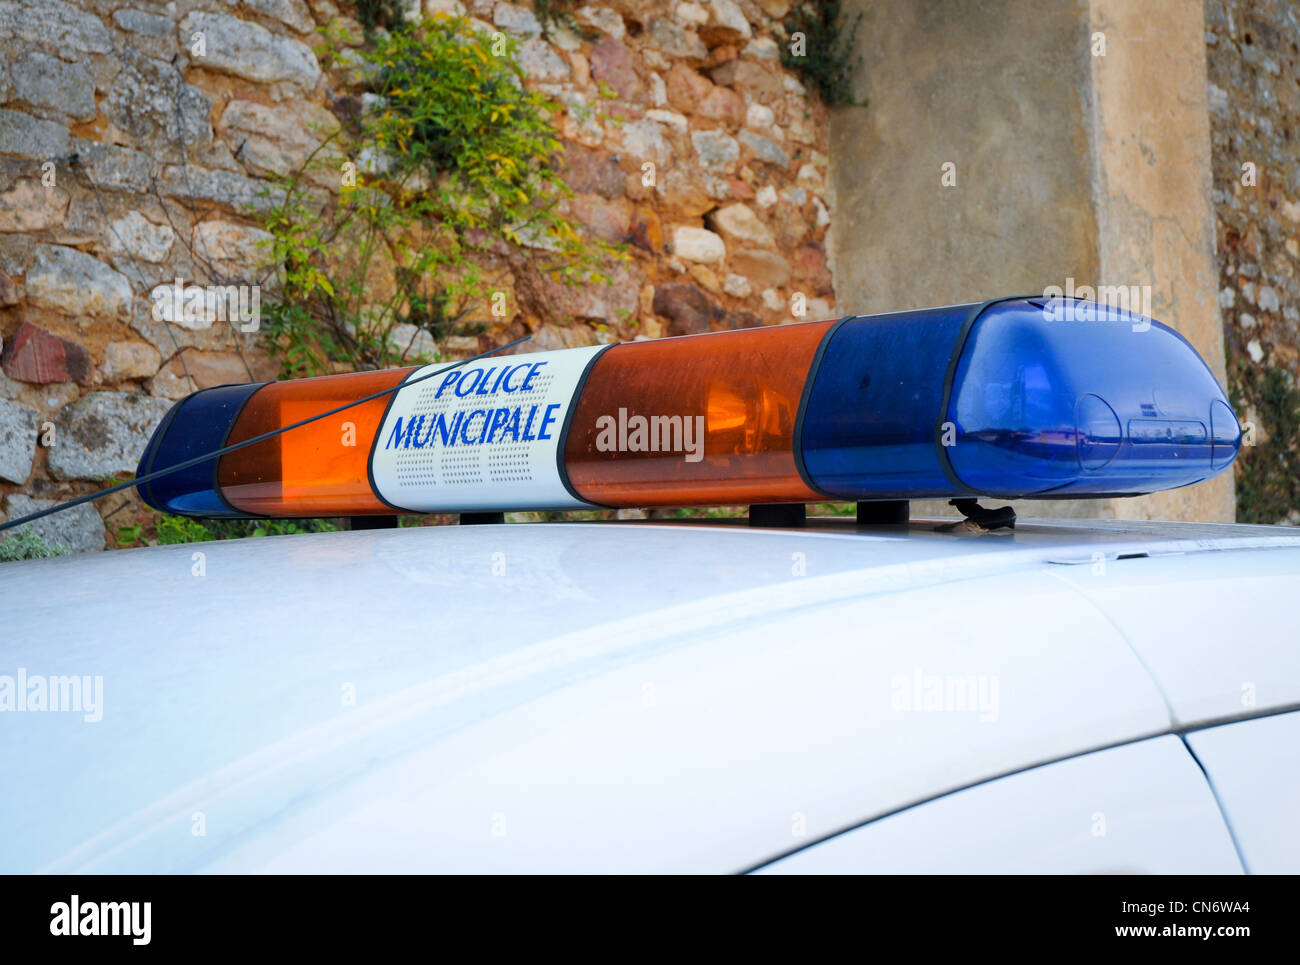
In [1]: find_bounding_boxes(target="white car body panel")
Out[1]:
[1186,711,1300,875]
[204,569,1166,873]
[756,736,1244,874]
[1051,544,1300,726]
[1,517,1297,872]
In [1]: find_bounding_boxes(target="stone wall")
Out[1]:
[1204,0,1300,523]
[831,0,1235,523]
[0,0,834,551]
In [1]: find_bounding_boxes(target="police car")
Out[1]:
[1,297,1296,874]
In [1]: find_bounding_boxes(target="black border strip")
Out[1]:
[934,294,1045,496]
[555,343,616,507]
[140,381,268,515]
[791,315,854,498]
[366,366,423,514]
[138,392,188,510]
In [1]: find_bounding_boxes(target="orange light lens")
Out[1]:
[564,321,834,506]
[218,368,413,515]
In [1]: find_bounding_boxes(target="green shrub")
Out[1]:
[1230,360,1300,523]
[354,0,407,35]
[0,530,70,562]
[261,14,621,377]
[780,1,865,107]
[155,516,218,545]
[116,523,144,548]
[534,0,596,40]
[155,516,343,544]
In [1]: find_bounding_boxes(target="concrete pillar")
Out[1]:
[829,0,1234,522]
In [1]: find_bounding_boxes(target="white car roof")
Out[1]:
[2,516,1298,872]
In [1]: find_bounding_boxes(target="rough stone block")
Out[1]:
[3,494,105,555]
[0,399,38,484]
[25,245,133,321]
[46,391,173,480]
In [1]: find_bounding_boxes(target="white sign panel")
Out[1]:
[370,345,605,512]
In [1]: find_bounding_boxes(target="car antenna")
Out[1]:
[0,335,532,537]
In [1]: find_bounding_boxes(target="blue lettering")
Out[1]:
[520,361,546,391]
[502,364,525,392]
[403,414,427,448]
[521,404,539,441]
[538,403,561,440]
[485,407,511,442]
[455,369,485,397]
[461,410,487,444]
[435,371,461,399]
[416,415,440,448]
[385,417,406,450]
[502,407,522,441]
[432,412,460,447]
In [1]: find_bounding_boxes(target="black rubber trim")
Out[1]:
[934,294,1045,497]
[947,497,1016,530]
[139,382,268,515]
[460,511,505,525]
[749,503,806,527]
[365,366,421,514]
[137,392,188,510]
[791,315,853,499]
[555,343,616,507]
[211,381,271,518]
[347,515,399,530]
[857,499,909,525]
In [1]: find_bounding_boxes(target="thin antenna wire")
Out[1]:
[0,335,531,536]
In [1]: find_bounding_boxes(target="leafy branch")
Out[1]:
[258,13,624,377]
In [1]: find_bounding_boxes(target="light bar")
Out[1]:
[136,297,1242,517]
